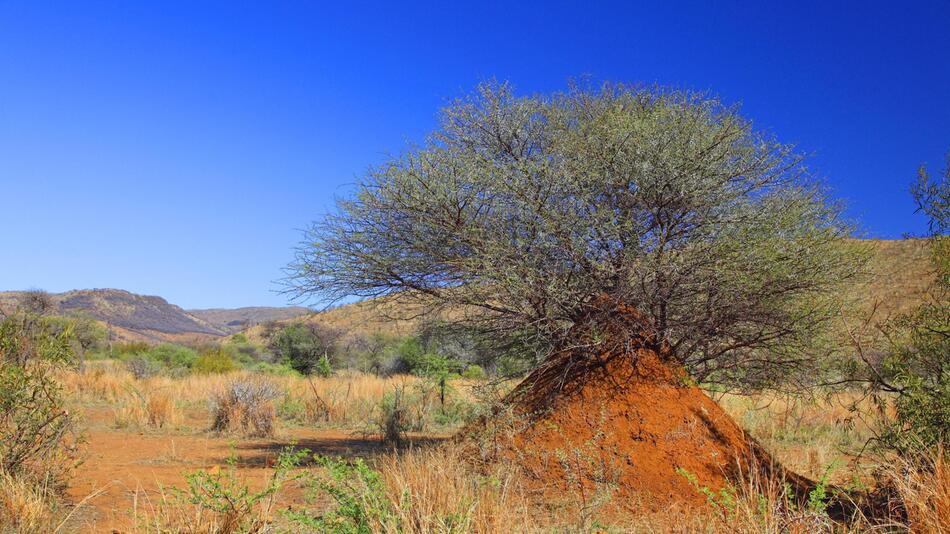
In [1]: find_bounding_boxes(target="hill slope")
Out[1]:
[188,306,311,333]
[246,238,936,341]
[0,289,227,343]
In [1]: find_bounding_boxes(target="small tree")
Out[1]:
[47,312,107,373]
[863,153,950,454]
[17,289,55,316]
[268,323,342,375]
[0,311,78,481]
[286,82,863,391]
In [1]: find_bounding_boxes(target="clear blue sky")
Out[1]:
[1,1,948,308]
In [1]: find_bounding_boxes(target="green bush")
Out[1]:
[113,341,150,357]
[866,156,950,455]
[147,343,197,369]
[252,361,301,376]
[461,364,486,380]
[394,337,463,378]
[286,456,393,533]
[160,447,306,532]
[114,342,198,377]
[314,354,333,378]
[194,348,238,374]
[0,312,79,482]
[268,323,340,375]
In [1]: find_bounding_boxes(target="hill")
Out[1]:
[0,289,227,343]
[247,239,937,341]
[188,306,311,333]
[0,239,932,346]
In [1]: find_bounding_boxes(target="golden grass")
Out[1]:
[887,449,950,533]
[376,444,534,533]
[718,392,877,482]
[62,363,488,434]
[0,470,61,533]
[56,363,950,531]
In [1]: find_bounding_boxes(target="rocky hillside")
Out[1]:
[0,239,934,345]
[188,306,311,333]
[0,289,220,343]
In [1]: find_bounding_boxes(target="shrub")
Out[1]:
[0,312,79,482]
[268,322,342,375]
[113,341,150,357]
[375,388,412,446]
[862,158,950,456]
[252,361,300,376]
[314,354,333,378]
[194,348,238,374]
[286,456,393,533]
[147,343,197,370]
[126,355,161,379]
[138,447,306,533]
[461,364,486,380]
[210,378,280,437]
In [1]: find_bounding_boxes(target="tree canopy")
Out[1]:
[287,82,864,389]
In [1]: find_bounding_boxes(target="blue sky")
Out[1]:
[1,1,948,308]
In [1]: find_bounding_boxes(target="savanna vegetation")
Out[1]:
[1,83,947,533]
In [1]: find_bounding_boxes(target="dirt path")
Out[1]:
[64,412,412,533]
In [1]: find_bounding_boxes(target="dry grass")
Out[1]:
[62,363,485,434]
[376,444,534,533]
[0,470,101,534]
[112,387,182,430]
[718,392,877,482]
[0,470,62,533]
[55,363,950,532]
[886,449,950,533]
[210,378,280,437]
[125,472,292,534]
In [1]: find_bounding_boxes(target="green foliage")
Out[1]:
[394,336,463,378]
[675,467,737,517]
[287,81,864,391]
[113,341,150,356]
[286,456,393,534]
[147,343,198,369]
[169,447,306,532]
[193,347,238,374]
[806,461,838,515]
[268,322,341,375]
[0,312,78,481]
[44,312,107,370]
[314,353,333,378]
[868,154,950,455]
[252,361,301,376]
[115,342,199,377]
[461,364,485,380]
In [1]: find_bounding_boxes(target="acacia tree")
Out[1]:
[859,153,950,453]
[287,82,863,390]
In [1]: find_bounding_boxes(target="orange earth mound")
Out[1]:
[466,300,804,514]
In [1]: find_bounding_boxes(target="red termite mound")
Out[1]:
[464,299,808,514]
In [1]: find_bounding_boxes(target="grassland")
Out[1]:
[2,239,944,533]
[0,358,926,533]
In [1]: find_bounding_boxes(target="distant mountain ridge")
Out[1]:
[188,306,311,333]
[0,288,309,343]
[0,239,935,345]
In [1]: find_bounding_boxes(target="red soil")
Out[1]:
[64,417,427,533]
[467,299,799,514]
